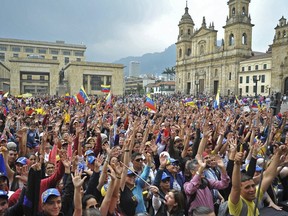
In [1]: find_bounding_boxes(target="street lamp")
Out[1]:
[253,75,261,97]
[195,80,199,97]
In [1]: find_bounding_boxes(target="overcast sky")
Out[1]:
[1,0,287,62]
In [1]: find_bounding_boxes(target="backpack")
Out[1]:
[218,199,249,216]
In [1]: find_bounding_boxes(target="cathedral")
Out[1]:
[175,0,288,97]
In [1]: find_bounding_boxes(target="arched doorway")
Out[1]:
[284,77,288,95]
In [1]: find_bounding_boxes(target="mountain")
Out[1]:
[113,44,176,76]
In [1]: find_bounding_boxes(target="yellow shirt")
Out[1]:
[228,189,263,216]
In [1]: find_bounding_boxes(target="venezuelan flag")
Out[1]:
[145,96,156,112]
[251,101,259,112]
[77,87,89,104]
[213,90,220,109]
[101,85,111,93]
[106,92,112,106]
[64,93,70,101]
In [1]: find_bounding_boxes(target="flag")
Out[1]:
[64,93,70,101]
[101,85,111,93]
[106,92,112,106]
[251,101,259,112]
[63,111,70,124]
[183,98,197,108]
[70,95,78,106]
[77,87,89,104]
[3,92,9,98]
[0,153,7,176]
[145,96,156,112]
[213,90,220,109]
[235,95,243,106]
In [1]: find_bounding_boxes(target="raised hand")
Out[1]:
[71,169,87,188]
[159,154,168,169]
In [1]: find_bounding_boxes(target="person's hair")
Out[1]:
[83,208,101,216]
[186,159,199,172]
[45,161,55,169]
[192,206,214,216]
[241,173,253,182]
[82,194,97,209]
[131,152,142,161]
[169,189,185,215]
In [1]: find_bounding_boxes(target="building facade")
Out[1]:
[175,0,288,96]
[0,38,124,95]
[129,61,140,77]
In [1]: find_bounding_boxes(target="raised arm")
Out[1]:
[72,169,87,216]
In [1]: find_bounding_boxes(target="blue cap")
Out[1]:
[41,188,60,203]
[161,172,170,181]
[169,158,178,164]
[85,150,94,156]
[16,157,28,165]
[255,165,263,172]
[87,156,96,164]
[127,169,137,175]
[0,190,8,199]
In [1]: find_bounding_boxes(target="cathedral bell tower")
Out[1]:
[223,0,254,54]
[176,1,194,61]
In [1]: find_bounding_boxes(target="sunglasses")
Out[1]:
[135,158,143,162]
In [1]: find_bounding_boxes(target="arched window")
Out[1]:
[179,49,182,58]
[180,29,183,36]
[200,45,204,55]
[278,31,281,39]
[232,8,235,16]
[242,7,246,15]
[242,33,247,45]
[188,29,191,35]
[229,34,235,46]
[187,48,191,56]
[283,30,287,38]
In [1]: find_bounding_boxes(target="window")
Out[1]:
[106,76,112,85]
[63,50,71,55]
[242,67,245,72]
[0,46,7,51]
[246,86,249,93]
[25,47,34,53]
[284,30,287,38]
[38,49,47,54]
[76,58,81,62]
[246,76,249,83]
[229,72,232,80]
[0,53,5,61]
[248,66,251,71]
[64,57,69,64]
[75,51,84,56]
[242,7,246,15]
[199,45,204,55]
[263,64,267,69]
[242,33,247,45]
[52,56,57,60]
[188,29,191,35]
[232,7,235,16]
[240,77,243,83]
[90,75,104,91]
[12,46,21,52]
[40,75,45,81]
[179,49,182,58]
[261,75,265,83]
[13,53,19,58]
[187,48,191,56]
[229,34,235,46]
[255,65,258,70]
[27,75,32,80]
[51,50,59,55]
[180,29,183,35]
[239,88,242,95]
[261,85,265,93]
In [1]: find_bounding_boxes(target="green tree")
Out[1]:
[162,67,175,80]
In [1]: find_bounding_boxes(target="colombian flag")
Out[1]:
[101,85,111,93]
[77,87,89,104]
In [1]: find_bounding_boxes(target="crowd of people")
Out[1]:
[0,93,287,216]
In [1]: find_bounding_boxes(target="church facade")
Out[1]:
[175,0,288,96]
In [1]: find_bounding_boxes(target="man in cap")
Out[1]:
[38,188,63,216]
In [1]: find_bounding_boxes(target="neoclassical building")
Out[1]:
[0,38,124,95]
[175,0,288,96]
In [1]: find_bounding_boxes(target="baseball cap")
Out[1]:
[7,142,17,151]
[16,157,28,165]
[127,168,137,176]
[87,156,96,164]
[168,158,178,164]
[41,188,61,203]
[161,172,170,181]
[85,150,94,156]
[255,165,263,172]
[174,136,182,142]
[0,190,8,199]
